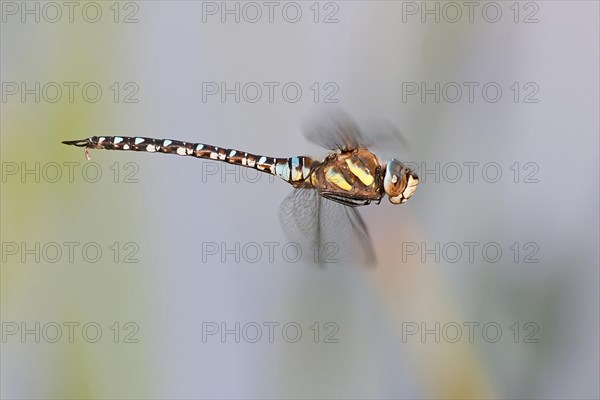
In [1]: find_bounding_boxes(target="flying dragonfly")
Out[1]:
[62,113,419,265]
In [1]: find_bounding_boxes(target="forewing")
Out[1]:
[302,109,373,151]
[278,188,376,266]
[360,119,413,162]
[303,109,416,163]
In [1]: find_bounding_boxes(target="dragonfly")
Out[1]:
[62,113,419,265]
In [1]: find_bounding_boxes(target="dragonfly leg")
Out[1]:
[320,192,372,207]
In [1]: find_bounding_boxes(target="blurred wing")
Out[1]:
[278,188,376,266]
[360,119,413,161]
[320,199,376,266]
[278,188,322,245]
[302,109,373,151]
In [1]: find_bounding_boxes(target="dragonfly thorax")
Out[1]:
[383,159,419,204]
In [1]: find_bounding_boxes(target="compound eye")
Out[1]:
[384,160,419,204]
[384,160,407,198]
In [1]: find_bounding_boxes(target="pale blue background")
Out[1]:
[1,1,598,399]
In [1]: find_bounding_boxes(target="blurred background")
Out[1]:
[1,1,598,399]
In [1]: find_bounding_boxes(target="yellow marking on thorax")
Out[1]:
[345,159,374,186]
[325,167,353,191]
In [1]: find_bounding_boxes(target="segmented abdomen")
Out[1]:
[85,136,315,186]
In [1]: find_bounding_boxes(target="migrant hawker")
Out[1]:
[62,113,419,264]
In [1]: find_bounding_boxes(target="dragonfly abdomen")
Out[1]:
[62,135,315,186]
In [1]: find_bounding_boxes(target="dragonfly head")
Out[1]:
[383,159,419,204]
